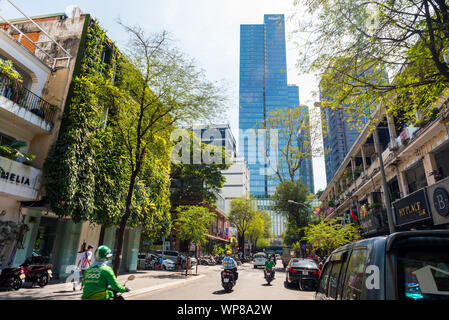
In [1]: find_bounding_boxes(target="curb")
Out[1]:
[124,274,207,298]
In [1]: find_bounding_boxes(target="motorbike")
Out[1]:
[265,269,274,285]
[109,275,135,300]
[221,269,236,292]
[0,267,25,290]
[20,255,53,288]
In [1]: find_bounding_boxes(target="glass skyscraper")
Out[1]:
[239,14,314,199]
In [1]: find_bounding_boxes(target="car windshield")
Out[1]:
[255,254,265,259]
[292,260,317,268]
[398,246,449,300]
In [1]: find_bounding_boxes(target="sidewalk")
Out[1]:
[0,267,209,300]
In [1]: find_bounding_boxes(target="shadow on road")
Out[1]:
[212,289,232,295]
[283,281,299,291]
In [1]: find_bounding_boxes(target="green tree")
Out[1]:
[272,180,311,246]
[108,23,227,274]
[292,0,449,122]
[261,106,323,183]
[228,196,258,255]
[247,210,264,250]
[44,20,226,275]
[170,130,230,205]
[256,238,270,249]
[175,205,215,274]
[302,218,361,254]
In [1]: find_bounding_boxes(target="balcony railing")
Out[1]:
[0,72,57,129]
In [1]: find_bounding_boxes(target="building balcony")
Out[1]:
[0,155,42,201]
[0,73,57,133]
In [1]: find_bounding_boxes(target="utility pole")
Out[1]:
[373,128,396,234]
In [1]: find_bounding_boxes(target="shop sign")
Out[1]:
[225,221,229,240]
[359,204,384,235]
[0,166,31,186]
[427,176,449,226]
[392,188,432,227]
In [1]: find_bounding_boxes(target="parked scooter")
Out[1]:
[221,269,236,292]
[20,255,53,287]
[109,275,135,300]
[0,267,25,290]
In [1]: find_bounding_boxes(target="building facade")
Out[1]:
[321,105,368,184]
[0,7,140,277]
[319,91,449,237]
[239,14,314,241]
[239,14,312,196]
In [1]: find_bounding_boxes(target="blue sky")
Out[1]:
[2,0,326,192]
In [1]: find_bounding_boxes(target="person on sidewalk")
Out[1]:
[81,245,130,300]
[75,245,93,290]
[176,254,182,271]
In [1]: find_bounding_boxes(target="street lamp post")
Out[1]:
[287,200,310,258]
[287,199,309,208]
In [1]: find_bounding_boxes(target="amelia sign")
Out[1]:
[0,156,42,201]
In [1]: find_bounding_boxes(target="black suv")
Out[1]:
[315,230,449,300]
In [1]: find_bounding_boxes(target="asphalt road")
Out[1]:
[130,261,315,300]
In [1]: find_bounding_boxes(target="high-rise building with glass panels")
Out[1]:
[321,106,367,184]
[239,14,314,239]
[239,14,314,197]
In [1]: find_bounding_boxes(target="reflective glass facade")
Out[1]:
[239,14,314,196]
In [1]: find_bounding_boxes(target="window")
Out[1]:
[318,262,332,295]
[405,161,427,194]
[328,262,343,299]
[0,132,14,146]
[342,249,368,300]
[435,145,449,180]
[397,245,449,300]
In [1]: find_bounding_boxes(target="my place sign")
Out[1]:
[392,188,432,227]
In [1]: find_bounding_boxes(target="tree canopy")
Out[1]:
[175,205,215,248]
[272,180,312,246]
[261,106,323,183]
[292,0,449,124]
[302,217,361,254]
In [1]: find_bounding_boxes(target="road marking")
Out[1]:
[125,274,206,298]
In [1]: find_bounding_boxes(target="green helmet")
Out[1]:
[95,245,112,260]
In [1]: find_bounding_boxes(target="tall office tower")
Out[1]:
[321,106,366,184]
[239,14,313,197]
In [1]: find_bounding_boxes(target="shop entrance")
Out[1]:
[33,216,58,258]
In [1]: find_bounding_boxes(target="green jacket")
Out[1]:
[81,264,126,300]
[265,259,276,270]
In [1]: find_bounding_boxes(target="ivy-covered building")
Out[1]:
[0,6,147,278]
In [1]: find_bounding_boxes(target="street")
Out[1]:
[131,261,315,300]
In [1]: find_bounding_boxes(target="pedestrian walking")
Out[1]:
[75,245,93,291]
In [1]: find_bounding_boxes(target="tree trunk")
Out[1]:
[112,171,138,276]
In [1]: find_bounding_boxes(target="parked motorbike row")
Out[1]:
[0,255,53,291]
[198,256,217,266]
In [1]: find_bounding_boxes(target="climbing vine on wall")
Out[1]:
[44,19,171,230]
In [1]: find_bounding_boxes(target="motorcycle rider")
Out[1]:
[264,254,276,279]
[222,250,238,281]
[81,245,130,300]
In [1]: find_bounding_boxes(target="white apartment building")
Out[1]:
[220,157,250,214]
